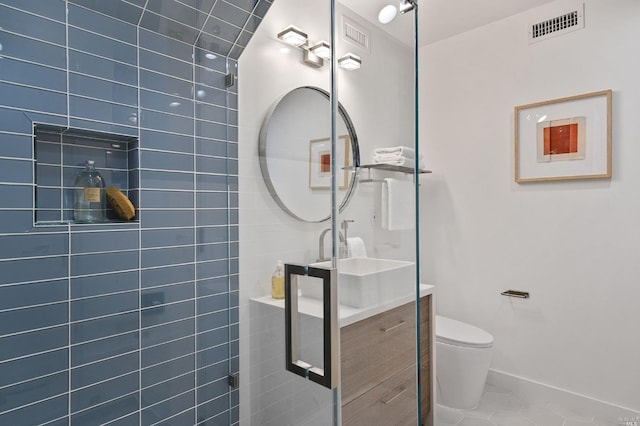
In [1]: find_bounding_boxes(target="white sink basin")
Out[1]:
[299,257,415,308]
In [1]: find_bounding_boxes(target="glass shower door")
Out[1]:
[334,0,431,424]
[238,0,430,424]
[239,0,341,423]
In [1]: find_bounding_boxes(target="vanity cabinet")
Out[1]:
[341,295,432,426]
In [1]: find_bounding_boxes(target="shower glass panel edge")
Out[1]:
[334,0,426,425]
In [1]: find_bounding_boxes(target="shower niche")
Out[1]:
[33,123,139,225]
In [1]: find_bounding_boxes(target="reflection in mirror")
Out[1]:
[259,86,360,222]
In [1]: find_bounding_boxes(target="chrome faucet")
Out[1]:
[317,228,345,262]
[341,219,354,243]
[317,220,354,262]
[341,219,354,258]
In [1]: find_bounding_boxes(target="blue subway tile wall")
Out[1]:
[0,0,273,424]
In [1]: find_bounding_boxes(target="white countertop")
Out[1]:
[251,284,434,327]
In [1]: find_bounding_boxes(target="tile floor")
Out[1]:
[435,383,624,426]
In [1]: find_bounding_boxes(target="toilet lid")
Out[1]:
[436,315,494,348]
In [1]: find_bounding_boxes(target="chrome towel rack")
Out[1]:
[357,164,432,183]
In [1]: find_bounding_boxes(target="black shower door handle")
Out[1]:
[284,263,338,389]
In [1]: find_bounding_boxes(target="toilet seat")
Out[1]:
[436,315,494,348]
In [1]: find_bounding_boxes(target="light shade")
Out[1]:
[378,5,397,24]
[310,41,331,60]
[338,53,361,71]
[399,0,416,14]
[277,25,307,46]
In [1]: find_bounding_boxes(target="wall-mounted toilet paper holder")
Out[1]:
[501,290,530,298]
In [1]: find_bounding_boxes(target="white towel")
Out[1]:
[381,178,414,230]
[373,156,426,169]
[346,237,368,258]
[373,152,424,162]
[374,146,418,158]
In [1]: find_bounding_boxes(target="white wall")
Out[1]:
[420,0,640,411]
[238,0,415,423]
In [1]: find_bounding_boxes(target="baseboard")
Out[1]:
[487,369,640,423]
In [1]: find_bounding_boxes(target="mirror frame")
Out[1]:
[258,86,360,222]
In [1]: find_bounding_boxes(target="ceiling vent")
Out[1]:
[528,2,584,44]
[342,15,370,53]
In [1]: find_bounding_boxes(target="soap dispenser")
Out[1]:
[271,260,284,299]
[73,160,105,223]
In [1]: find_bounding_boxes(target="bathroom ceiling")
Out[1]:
[345,0,558,46]
[68,0,272,58]
[71,0,557,54]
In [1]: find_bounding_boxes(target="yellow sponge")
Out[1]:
[106,186,135,221]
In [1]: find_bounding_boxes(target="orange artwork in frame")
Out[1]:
[514,90,611,183]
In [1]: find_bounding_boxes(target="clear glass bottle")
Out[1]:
[271,260,284,299]
[73,160,105,223]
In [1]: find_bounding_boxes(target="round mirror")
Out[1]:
[259,86,360,222]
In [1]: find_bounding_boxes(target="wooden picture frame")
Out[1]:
[514,90,612,183]
[309,135,351,189]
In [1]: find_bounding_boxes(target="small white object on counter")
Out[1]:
[346,237,367,258]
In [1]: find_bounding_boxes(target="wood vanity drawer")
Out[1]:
[340,301,416,404]
[419,295,432,424]
[342,365,418,426]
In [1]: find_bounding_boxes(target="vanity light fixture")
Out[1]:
[310,41,331,60]
[302,46,324,68]
[278,26,362,70]
[277,25,323,67]
[338,53,361,71]
[277,25,308,46]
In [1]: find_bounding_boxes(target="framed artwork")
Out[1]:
[309,135,351,189]
[514,90,611,183]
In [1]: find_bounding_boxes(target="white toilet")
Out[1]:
[435,315,494,409]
